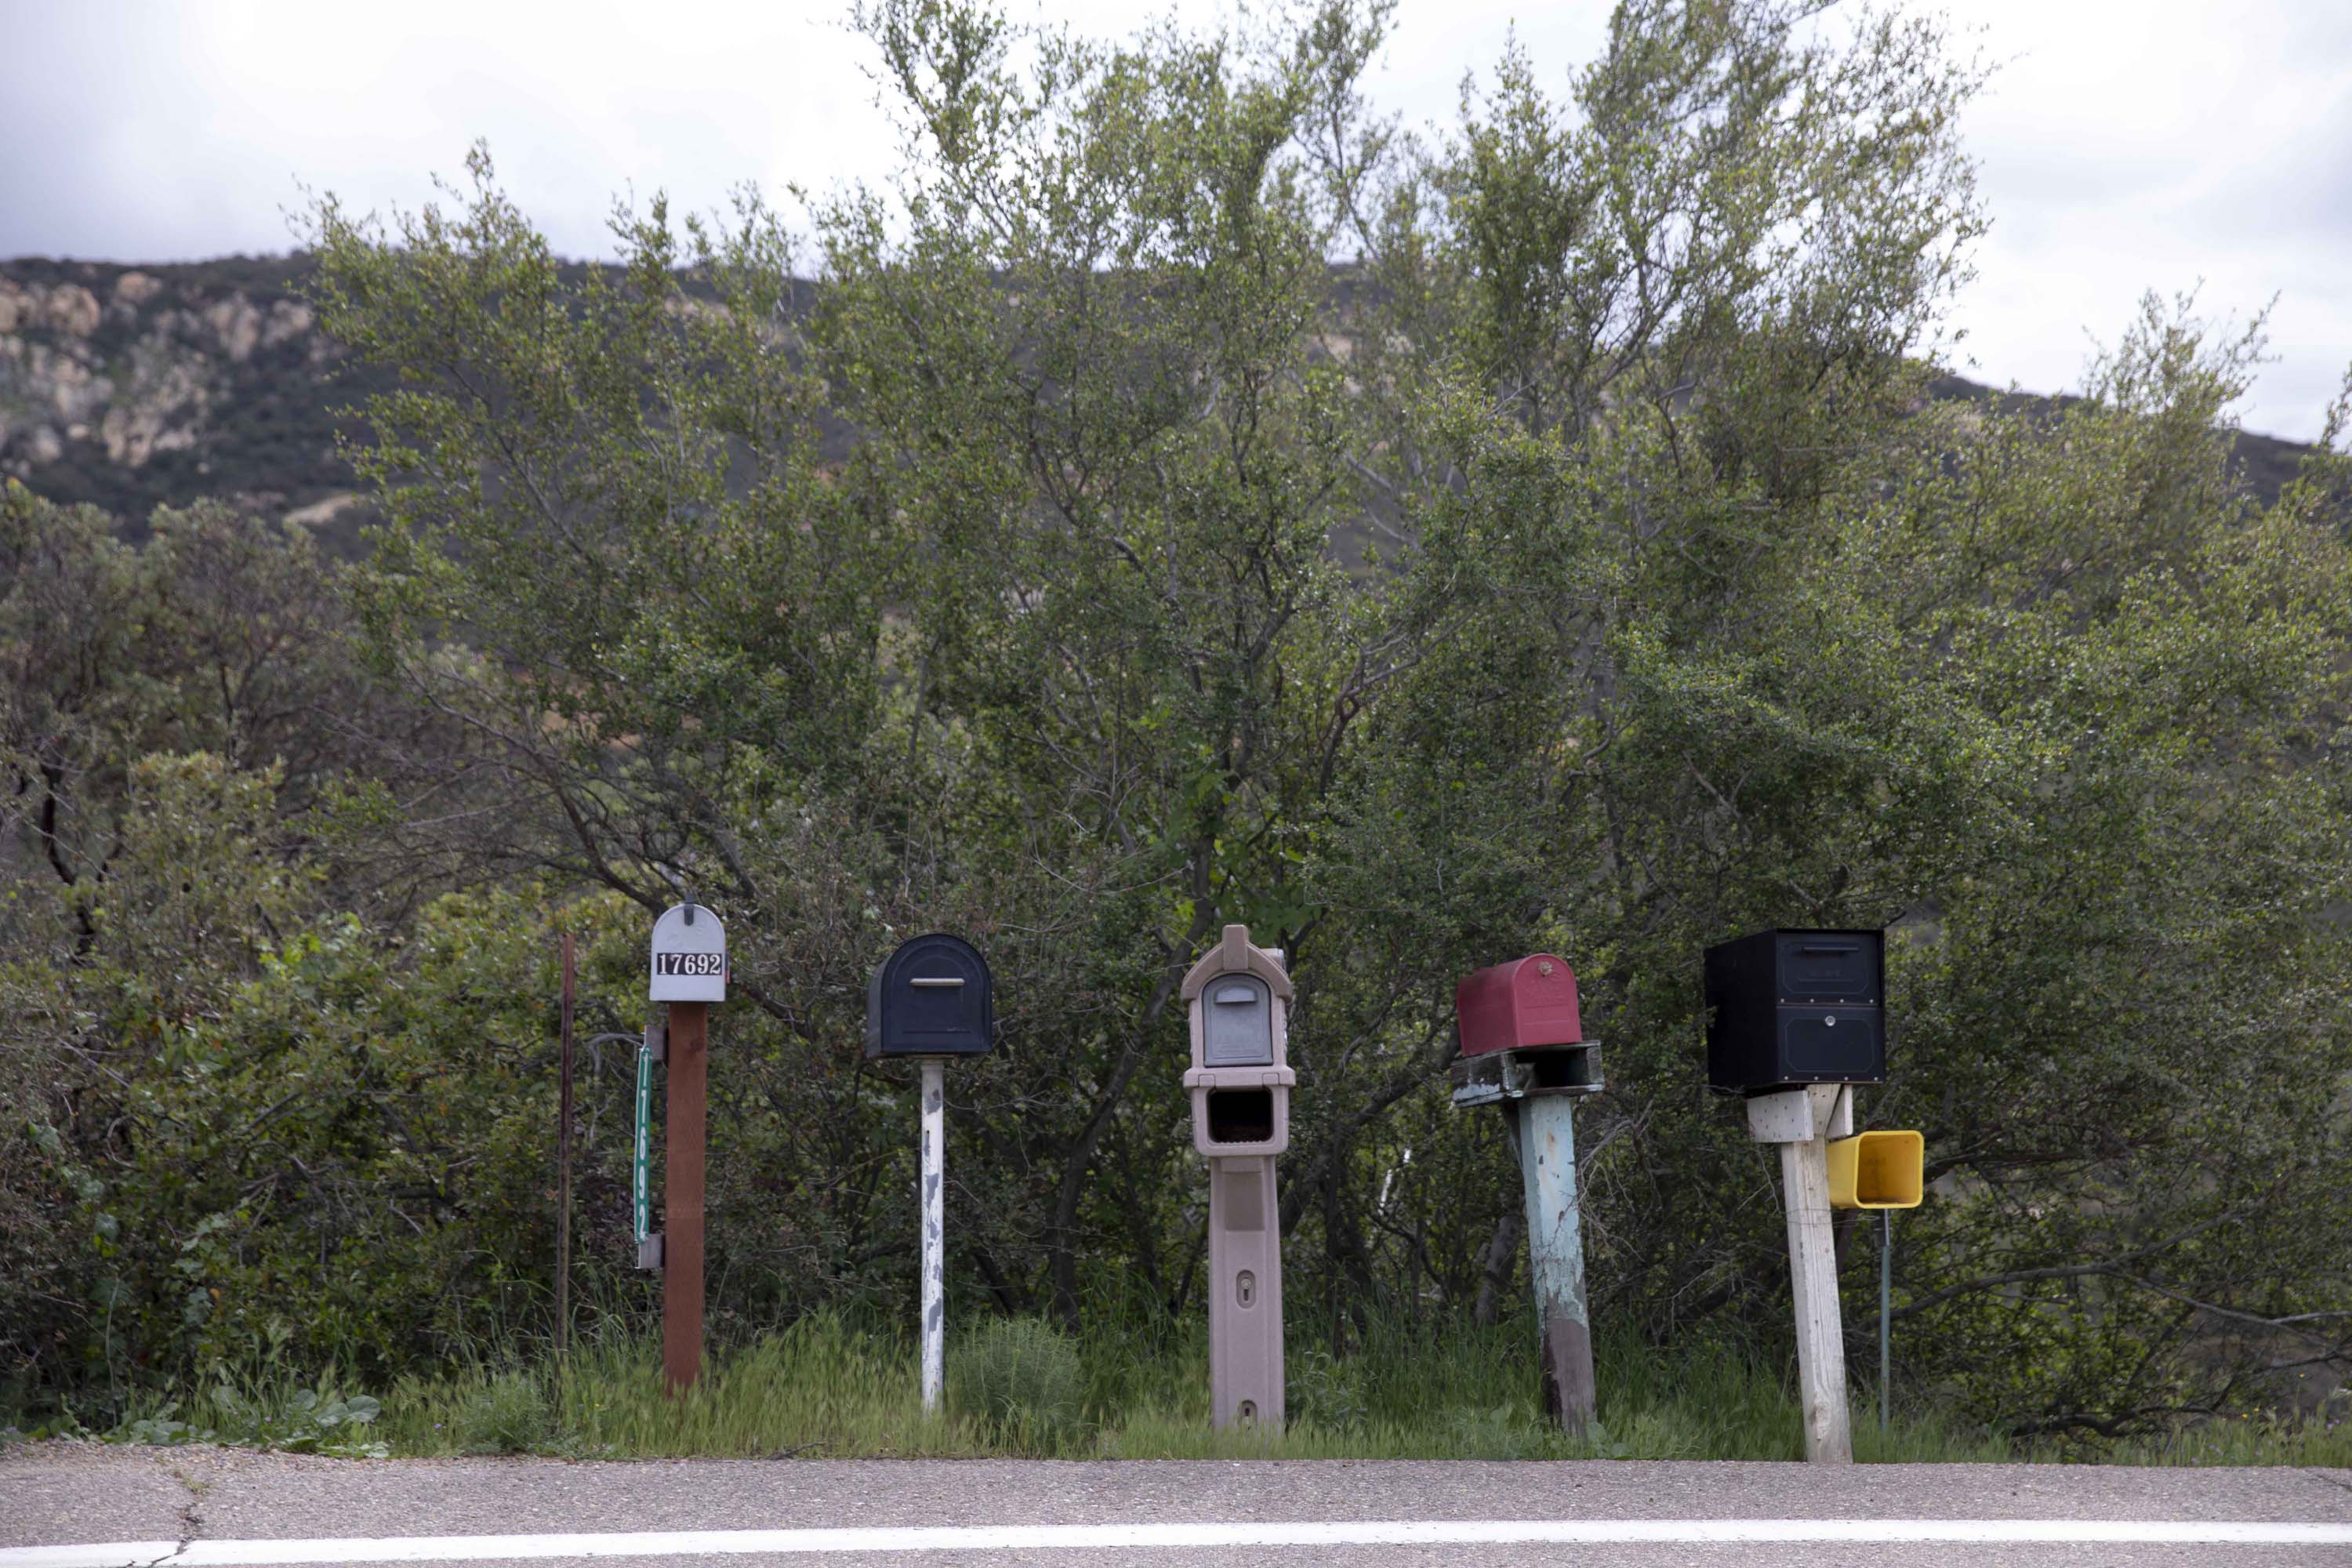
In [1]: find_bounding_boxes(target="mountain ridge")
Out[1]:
[2,254,2321,553]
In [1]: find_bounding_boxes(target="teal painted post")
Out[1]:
[1516,1094,1597,1432]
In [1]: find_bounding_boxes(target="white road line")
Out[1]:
[6,1519,2352,1566]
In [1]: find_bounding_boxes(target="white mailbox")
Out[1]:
[648,902,727,1002]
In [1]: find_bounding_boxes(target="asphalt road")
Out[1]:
[5,1444,2350,1567]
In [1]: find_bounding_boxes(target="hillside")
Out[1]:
[1,255,2321,550]
[0,256,379,540]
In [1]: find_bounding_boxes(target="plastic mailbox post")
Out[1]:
[1181,924,1295,1432]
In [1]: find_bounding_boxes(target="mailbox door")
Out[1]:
[1775,931,1878,1002]
[871,934,993,1056]
[1777,1006,1882,1081]
[648,904,727,1003]
[1508,959,1581,1047]
[1203,975,1275,1066]
[901,951,971,1039]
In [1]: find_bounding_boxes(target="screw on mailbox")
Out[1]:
[868,934,996,1416]
[1704,927,1926,1464]
[1448,953,1602,1434]
[646,901,727,1395]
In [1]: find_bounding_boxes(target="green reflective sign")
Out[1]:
[634,1041,653,1243]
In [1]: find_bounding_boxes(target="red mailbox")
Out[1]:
[1457,953,1583,1057]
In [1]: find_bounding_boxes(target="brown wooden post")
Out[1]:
[556,931,575,1355]
[662,999,708,1393]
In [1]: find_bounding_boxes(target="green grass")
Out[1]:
[2101,1411,2352,1469]
[17,1312,2347,1467]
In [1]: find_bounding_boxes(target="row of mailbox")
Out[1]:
[856,925,1889,1094]
[865,925,1298,1157]
[1453,926,1889,1088]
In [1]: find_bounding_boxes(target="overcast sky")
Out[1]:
[3,1,2347,441]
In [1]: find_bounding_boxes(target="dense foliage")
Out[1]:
[5,0,2349,1446]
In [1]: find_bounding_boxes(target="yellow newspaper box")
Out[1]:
[1827,1130,1922,1210]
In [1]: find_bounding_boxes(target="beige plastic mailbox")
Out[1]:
[1181,924,1294,1431]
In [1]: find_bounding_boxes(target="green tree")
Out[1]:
[267,0,2352,1439]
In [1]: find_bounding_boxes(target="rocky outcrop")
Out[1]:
[0,278,102,336]
[97,334,209,466]
[0,256,365,540]
[198,293,316,363]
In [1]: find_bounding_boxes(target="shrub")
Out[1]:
[947,1317,1084,1440]
[452,1370,552,1454]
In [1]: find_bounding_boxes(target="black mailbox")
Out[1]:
[1704,927,1885,1091]
[867,933,994,1058]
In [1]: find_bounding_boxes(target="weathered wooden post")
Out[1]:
[1704,927,1919,1465]
[662,998,706,1394]
[1450,954,1603,1432]
[649,900,726,1394]
[1749,1083,1856,1463]
[1516,1094,1596,1428]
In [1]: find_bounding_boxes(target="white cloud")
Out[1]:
[2,0,2343,437]
[1943,0,2352,438]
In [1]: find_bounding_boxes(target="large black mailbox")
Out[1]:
[867,934,995,1059]
[1704,927,1885,1091]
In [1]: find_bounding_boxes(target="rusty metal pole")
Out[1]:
[556,931,575,1356]
[662,999,708,1394]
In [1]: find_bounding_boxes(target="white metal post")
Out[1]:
[920,1058,946,1415]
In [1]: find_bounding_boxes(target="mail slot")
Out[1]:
[1704,927,1886,1091]
[866,933,995,1058]
[1204,976,1275,1065]
[1205,1087,1276,1145]
[1776,934,1879,1002]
